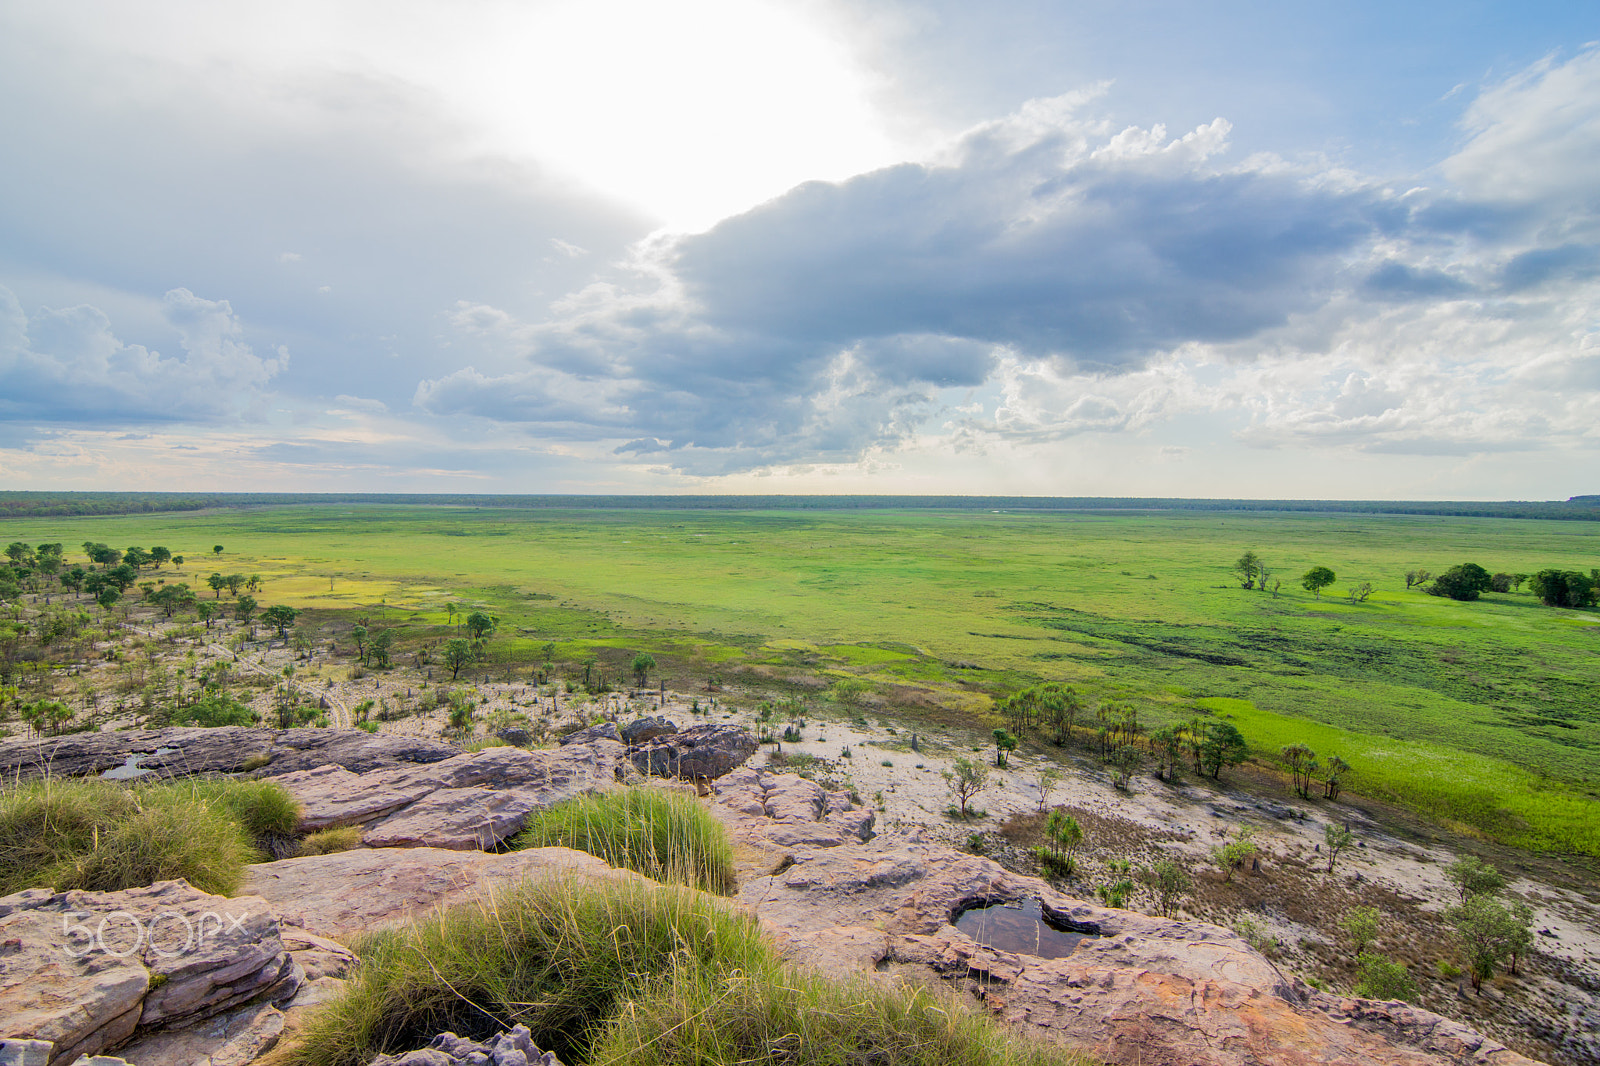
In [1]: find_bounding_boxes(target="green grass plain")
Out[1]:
[8,504,1600,854]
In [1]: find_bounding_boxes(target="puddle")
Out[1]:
[954,899,1098,959]
[100,747,177,780]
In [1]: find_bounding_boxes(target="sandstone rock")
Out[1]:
[711,768,874,849]
[556,722,619,746]
[0,728,458,782]
[367,1026,562,1066]
[717,796,1542,1066]
[241,846,640,942]
[0,1040,54,1066]
[619,716,677,745]
[494,728,531,747]
[272,742,629,849]
[0,882,297,1066]
[630,725,756,781]
[113,998,284,1066]
[361,788,549,850]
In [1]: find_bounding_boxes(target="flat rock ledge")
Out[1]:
[713,778,1545,1066]
[270,741,632,850]
[0,727,460,782]
[0,881,299,1066]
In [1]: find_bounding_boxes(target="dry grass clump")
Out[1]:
[0,776,300,896]
[297,825,364,855]
[512,787,736,895]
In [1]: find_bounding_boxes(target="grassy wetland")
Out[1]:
[4,502,1599,856]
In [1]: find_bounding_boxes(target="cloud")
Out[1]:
[0,285,285,424]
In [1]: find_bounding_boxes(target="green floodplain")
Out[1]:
[7,503,1600,857]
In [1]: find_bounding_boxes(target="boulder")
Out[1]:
[271,742,629,849]
[556,722,619,746]
[0,882,298,1066]
[367,1026,562,1066]
[0,728,459,782]
[241,846,641,943]
[113,999,284,1066]
[494,727,531,747]
[619,717,677,745]
[630,725,756,781]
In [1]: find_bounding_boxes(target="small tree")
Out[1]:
[1142,859,1191,917]
[1110,743,1143,789]
[1341,906,1380,957]
[1355,953,1416,1001]
[1324,823,1354,874]
[207,573,226,598]
[1448,894,1521,991]
[1035,765,1062,812]
[262,604,299,638]
[212,545,224,557]
[1151,726,1185,782]
[993,727,1017,767]
[350,624,369,663]
[1347,582,1373,603]
[1301,566,1336,598]
[943,757,989,818]
[443,638,475,681]
[1213,826,1258,883]
[1403,568,1432,590]
[369,628,394,669]
[150,546,172,568]
[1444,855,1504,904]
[1429,563,1493,602]
[234,594,258,628]
[1034,809,1084,875]
[1199,721,1249,780]
[1322,754,1351,800]
[1233,550,1263,589]
[1282,744,1318,798]
[631,651,657,688]
[465,611,497,640]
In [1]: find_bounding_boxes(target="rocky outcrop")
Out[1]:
[0,882,299,1066]
[556,722,619,746]
[619,716,677,745]
[269,741,629,850]
[715,788,1543,1066]
[0,728,459,782]
[630,724,756,781]
[241,845,640,942]
[713,768,874,848]
[367,1026,562,1066]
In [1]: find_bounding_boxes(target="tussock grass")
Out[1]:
[298,825,363,855]
[266,875,769,1066]
[0,776,299,896]
[512,787,735,895]
[592,964,1084,1066]
[266,874,1088,1066]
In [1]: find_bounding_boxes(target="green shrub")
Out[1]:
[512,787,735,895]
[0,776,295,896]
[1354,952,1417,1001]
[298,826,363,856]
[169,692,259,727]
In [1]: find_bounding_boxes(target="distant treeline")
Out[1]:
[2,491,1598,521]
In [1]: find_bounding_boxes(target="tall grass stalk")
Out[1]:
[512,787,735,895]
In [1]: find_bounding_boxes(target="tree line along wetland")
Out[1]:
[2,503,1600,861]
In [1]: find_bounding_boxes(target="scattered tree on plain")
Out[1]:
[1429,563,1493,601]
[442,637,475,681]
[943,757,989,818]
[1323,823,1354,873]
[1282,744,1319,798]
[1529,569,1598,609]
[1301,566,1336,598]
[631,651,657,688]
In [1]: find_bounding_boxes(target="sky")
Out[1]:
[2,1,1598,499]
